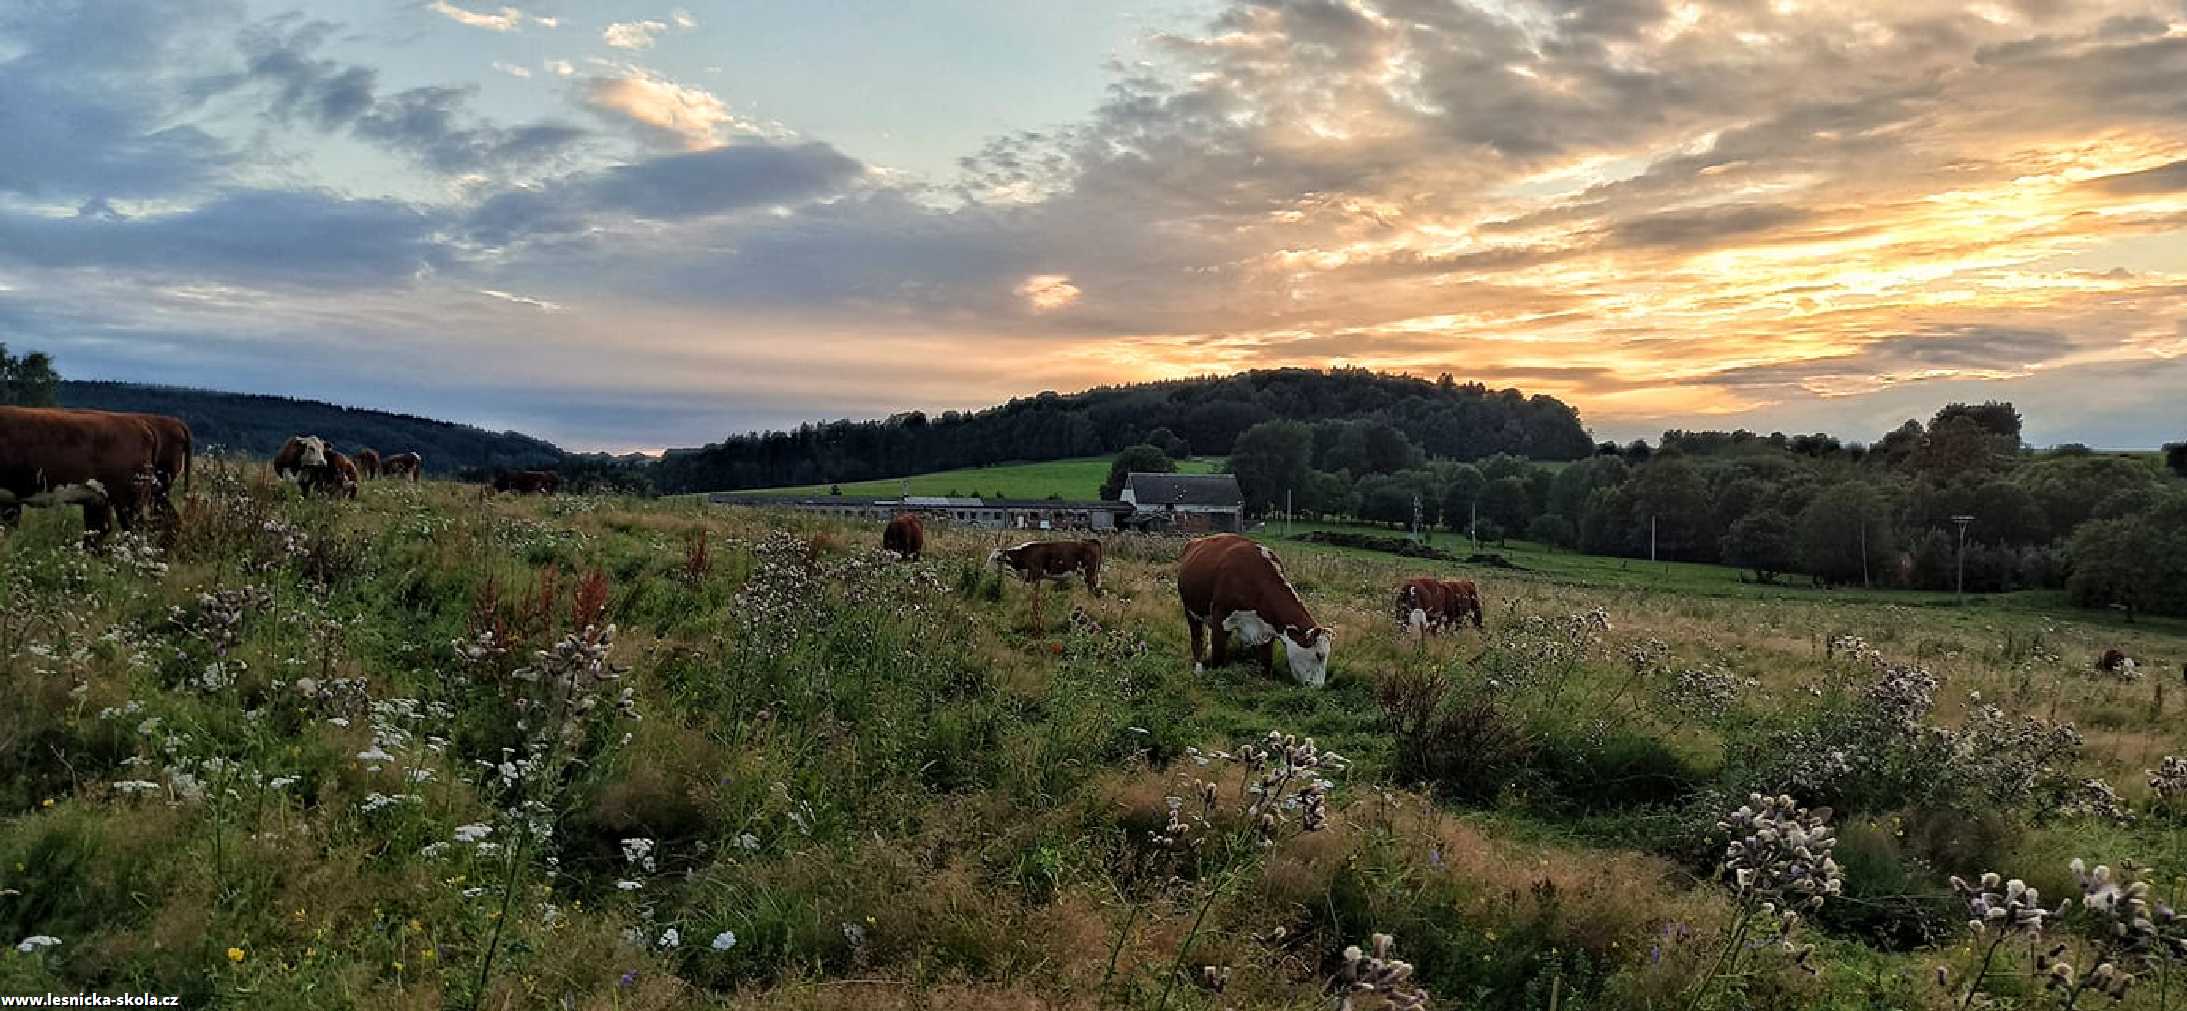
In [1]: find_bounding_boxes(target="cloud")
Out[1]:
[544,59,575,76]
[426,2,527,32]
[602,20,667,50]
[2083,158,2187,195]
[492,61,531,78]
[1610,204,1816,250]
[1014,275,1081,312]
[580,66,784,150]
[218,21,588,175]
[0,0,238,199]
[0,189,444,289]
[477,288,564,311]
[466,141,865,243]
[671,9,697,29]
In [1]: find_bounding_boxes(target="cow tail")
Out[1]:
[181,433,193,497]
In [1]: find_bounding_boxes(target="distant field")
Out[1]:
[740,455,1222,500]
[1268,517,2187,632]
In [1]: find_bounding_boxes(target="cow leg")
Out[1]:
[1187,615,1206,671]
[1209,623,1230,668]
[1256,639,1276,677]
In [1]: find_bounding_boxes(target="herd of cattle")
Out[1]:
[883,512,1486,688]
[0,407,564,541]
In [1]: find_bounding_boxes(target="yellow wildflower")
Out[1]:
[227,947,246,963]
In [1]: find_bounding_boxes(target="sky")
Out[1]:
[4,0,2187,452]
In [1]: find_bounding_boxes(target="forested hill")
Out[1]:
[58,381,565,474]
[653,368,1595,494]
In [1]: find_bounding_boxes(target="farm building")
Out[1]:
[1117,473,1245,533]
[707,493,1133,531]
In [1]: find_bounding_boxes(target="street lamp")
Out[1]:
[1951,514,1975,604]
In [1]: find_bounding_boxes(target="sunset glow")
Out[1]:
[5,0,2187,448]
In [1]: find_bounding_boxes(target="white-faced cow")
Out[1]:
[1177,533,1333,687]
[989,538,1102,629]
[383,452,423,481]
[1395,577,1484,638]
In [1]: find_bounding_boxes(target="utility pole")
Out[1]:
[1470,500,1479,550]
[1952,514,1974,604]
[1411,493,1422,543]
[1859,518,1870,589]
[1285,489,1293,537]
[1649,514,1657,563]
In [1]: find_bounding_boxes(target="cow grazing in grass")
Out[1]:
[315,451,361,499]
[492,470,560,494]
[274,435,329,480]
[275,436,358,499]
[355,449,381,479]
[76,409,191,524]
[989,538,1102,629]
[1395,577,1484,636]
[1177,533,1333,686]
[0,406,165,541]
[383,452,422,481]
[882,513,924,560]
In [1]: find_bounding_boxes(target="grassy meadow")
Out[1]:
[736,456,1223,501]
[4,464,2187,1009]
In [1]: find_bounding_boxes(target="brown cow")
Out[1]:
[355,449,382,479]
[274,435,329,480]
[989,538,1103,629]
[383,452,422,481]
[1396,577,1484,635]
[310,451,361,499]
[77,410,190,513]
[882,513,924,560]
[1177,533,1333,686]
[492,470,560,494]
[0,406,163,540]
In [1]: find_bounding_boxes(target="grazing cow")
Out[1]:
[491,470,560,494]
[383,452,423,481]
[1177,533,1333,686]
[274,435,329,480]
[0,406,164,540]
[73,409,190,523]
[355,449,381,479]
[882,513,925,560]
[2098,649,2137,677]
[313,451,361,499]
[989,538,1103,629]
[1395,578,1485,636]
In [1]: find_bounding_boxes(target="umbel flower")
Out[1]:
[1327,933,1430,1010]
[1950,872,2064,937]
[1717,794,1844,912]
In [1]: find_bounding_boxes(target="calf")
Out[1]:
[0,406,164,541]
[1177,533,1333,686]
[882,513,925,560]
[1395,578,1486,636]
[355,449,382,479]
[383,452,423,481]
[492,470,560,494]
[989,538,1103,629]
[304,451,361,499]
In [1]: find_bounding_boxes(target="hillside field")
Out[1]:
[5,473,2187,1009]
[739,456,1223,500]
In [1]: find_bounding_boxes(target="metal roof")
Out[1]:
[1123,472,1243,507]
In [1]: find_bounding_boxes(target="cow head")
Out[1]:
[296,436,327,469]
[1281,625,1334,687]
[986,547,1009,569]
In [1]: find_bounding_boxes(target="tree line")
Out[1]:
[651,368,1596,494]
[1227,400,2187,616]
